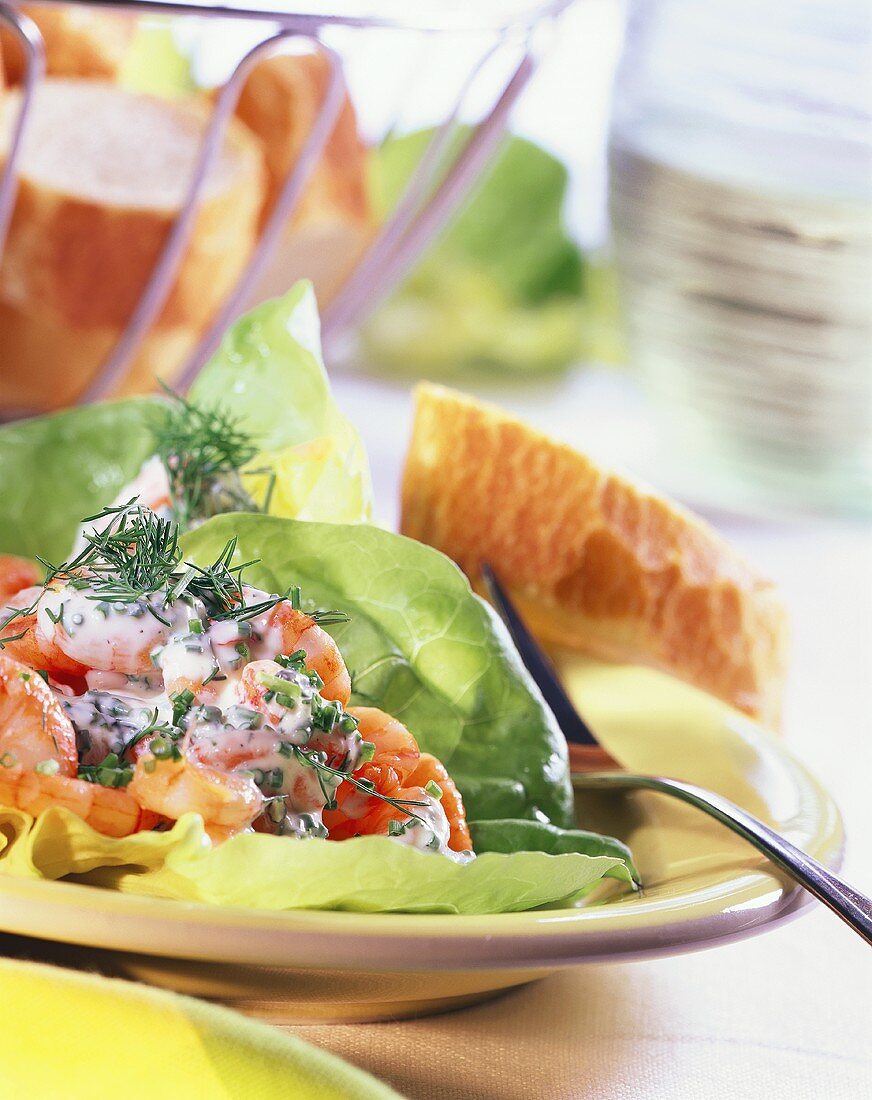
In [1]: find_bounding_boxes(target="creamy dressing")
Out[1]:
[38,586,186,676]
[63,689,172,765]
[390,800,473,864]
[73,456,173,553]
[157,631,219,692]
[41,515,468,860]
[239,587,289,663]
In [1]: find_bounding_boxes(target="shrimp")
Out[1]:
[0,652,77,772]
[0,651,143,837]
[406,754,472,852]
[345,706,420,780]
[128,755,262,843]
[250,599,351,705]
[0,555,40,605]
[317,706,421,835]
[0,766,145,837]
[322,708,472,853]
[1,586,89,678]
[36,580,176,677]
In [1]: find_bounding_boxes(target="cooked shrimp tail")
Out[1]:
[128,754,263,842]
[253,600,351,704]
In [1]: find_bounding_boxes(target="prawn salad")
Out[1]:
[0,287,637,914]
[0,504,472,860]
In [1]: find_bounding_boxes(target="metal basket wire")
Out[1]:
[0,0,574,406]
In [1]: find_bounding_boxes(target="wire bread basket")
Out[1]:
[0,0,573,411]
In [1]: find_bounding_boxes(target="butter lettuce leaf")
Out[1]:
[470,819,640,886]
[0,284,370,561]
[190,282,371,524]
[0,808,629,914]
[182,513,574,827]
[363,130,586,377]
[0,398,158,562]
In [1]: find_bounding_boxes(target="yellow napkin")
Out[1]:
[0,957,402,1100]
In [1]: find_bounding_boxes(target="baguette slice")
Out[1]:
[1,4,135,83]
[401,384,788,728]
[232,51,373,307]
[0,78,265,330]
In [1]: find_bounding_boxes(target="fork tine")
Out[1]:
[480,563,600,748]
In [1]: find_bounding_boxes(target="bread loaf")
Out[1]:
[0,298,200,413]
[0,78,265,331]
[1,4,134,83]
[401,383,788,727]
[233,51,373,307]
[0,53,374,409]
[0,77,265,405]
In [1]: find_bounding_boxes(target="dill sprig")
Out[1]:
[40,502,284,625]
[40,501,183,624]
[153,386,260,529]
[169,535,289,622]
[307,610,351,627]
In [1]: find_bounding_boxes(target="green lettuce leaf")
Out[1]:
[118,20,195,99]
[0,285,370,561]
[470,819,640,886]
[190,282,371,524]
[182,513,574,827]
[363,130,586,377]
[1,808,629,914]
[0,398,158,563]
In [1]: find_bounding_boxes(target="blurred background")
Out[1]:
[0,0,869,524]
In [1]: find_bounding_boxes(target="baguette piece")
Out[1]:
[0,298,200,413]
[401,384,788,727]
[1,4,135,83]
[0,78,265,331]
[232,51,373,307]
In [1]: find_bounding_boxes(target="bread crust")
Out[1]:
[1,5,134,83]
[0,80,265,330]
[230,52,374,307]
[401,383,788,727]
[0,298,200,412]
[233,51,370,229]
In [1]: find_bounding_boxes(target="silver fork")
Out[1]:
[481,563,872,946]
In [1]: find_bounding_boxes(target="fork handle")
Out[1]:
[572,772,872,946]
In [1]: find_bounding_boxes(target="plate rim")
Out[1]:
[0,718,845,968]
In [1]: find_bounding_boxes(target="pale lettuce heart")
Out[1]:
[0,808,634,914]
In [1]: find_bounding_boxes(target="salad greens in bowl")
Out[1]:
[0,282,637,916]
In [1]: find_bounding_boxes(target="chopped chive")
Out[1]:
[256,672,302,699]
[424,780,443,799]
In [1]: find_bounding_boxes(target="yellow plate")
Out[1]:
[0,656,844,1023]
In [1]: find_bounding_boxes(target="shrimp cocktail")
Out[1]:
[0,287,637,916]
[0,478,470,859]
